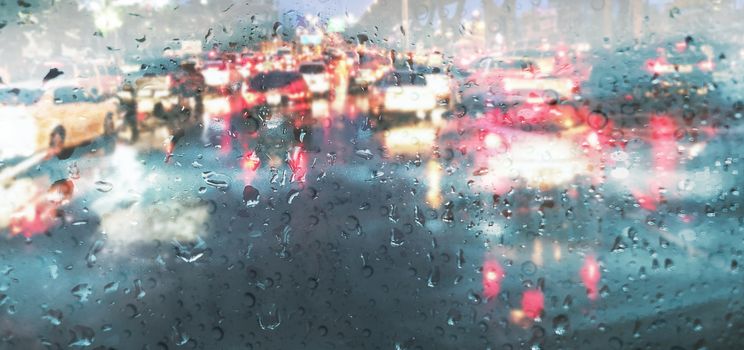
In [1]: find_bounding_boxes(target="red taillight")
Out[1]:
[482,260,504,298]
[650,114,676,139]
[242,152,260,171]
[288,90,306,100]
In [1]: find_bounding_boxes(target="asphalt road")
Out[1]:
[0,90,743,349]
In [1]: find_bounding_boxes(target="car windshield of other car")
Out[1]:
[53,87,97,104]
[378,71,426,86]
[249,72,300,91]
[0,88,43,106]
[299,64,325,74]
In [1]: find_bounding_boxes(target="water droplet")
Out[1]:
[212,326,224,341]
[446,309,461,326]
[287,189,300,204]
[42,309,63,326]
[388,204,399,223]
[669,6,681,18]
[133,279,146,300]
[427,267,440,287]
[587,111,609,130]
[552,314,570,336]
[414,205,426,227]
[171,324,189,346]
[355,149,374,160]
[243,185,260,207]
[390,228,405,247]
[85,240,104,268]
[664,258,674,270]
[467,290,481,304]
[307,277,319,289]
[67,162,80,179]
[71,283,92,302]
[258,304,282,330]
[244,292,256,307]
[362,265,374,278]
[441,207,454,223]
[94,180,113,192]
[562,295,573,309]
[172,236,208,263]
[103,281,119,294]
[693,318,703,332]
[201,171,231,190]
[457,249,465,269]
[68,325,95,347]
[521,261,537,275]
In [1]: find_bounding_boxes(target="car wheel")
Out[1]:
[153,102,166,119]
[103,112,116,135]
[49,125,65,150]
[244,115,261,134]
[50,126,74,160]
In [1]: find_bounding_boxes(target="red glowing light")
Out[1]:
[521,289,544,319]
[482,260,504,298]
[580,255,601,301]
[8,179,73,238]
[242,151,261,172]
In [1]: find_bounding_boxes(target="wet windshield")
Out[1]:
[0,1,742,350]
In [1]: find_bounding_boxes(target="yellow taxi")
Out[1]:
[0,80,121,159]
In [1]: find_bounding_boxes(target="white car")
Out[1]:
[418,67,453,104]
[201,60,231,87]
[299,63,330,96]
[369,71,437,120]
[0,81,121,159]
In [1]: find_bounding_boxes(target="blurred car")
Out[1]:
[239,52,265,77]
[299,62,331,96]
[41,59,123,96]
[460,55,582,111]
[201,60,232,87]
[438,100,615,194]
[272,47,296,71]
[202,52,242,90]
[123,58,192,118]
[582,36,719,119]
[368,71,437,123]
[0,82,121,159]
[416,66,454,106]
[242,71,310,109]
[349,53,392,91]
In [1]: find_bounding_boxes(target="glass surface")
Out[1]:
[0,1,743,349]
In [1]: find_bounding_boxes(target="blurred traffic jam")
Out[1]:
[0,2,743,347]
